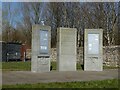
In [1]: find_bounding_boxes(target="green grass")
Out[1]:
[0,62,2,69]
[2,79,119,88]
[51,62,83,70]
[50,61,56,70]
[2,61,119,71]
[103,65,119,69]
[2,61,84,71]
[2,61,31,71]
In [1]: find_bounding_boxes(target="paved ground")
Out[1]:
[2,69,118,85]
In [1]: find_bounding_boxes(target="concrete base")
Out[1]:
[84,57,103,71]
[37,58,50,72]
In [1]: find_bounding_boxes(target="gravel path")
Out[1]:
[2,69,118,85]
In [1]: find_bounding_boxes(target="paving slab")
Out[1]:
[2,69,119,85]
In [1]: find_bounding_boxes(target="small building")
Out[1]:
[0,41,7,62]
[21,44,31,61]
[7,42,22,61]
[1,41,31,62]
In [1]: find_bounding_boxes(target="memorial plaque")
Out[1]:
[40,30,49,54]
[88,34,99,54]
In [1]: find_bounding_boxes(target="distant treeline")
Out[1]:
[2,2,120,47]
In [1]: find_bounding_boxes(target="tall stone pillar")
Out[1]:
[84,29,103,71]
[31,25,51,72]
[57,27,77,71]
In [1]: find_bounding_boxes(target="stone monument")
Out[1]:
[84,29,103,71]
[57,27,77,71]
[31,25,51,72]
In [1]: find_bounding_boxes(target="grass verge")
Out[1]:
[2,61,119,71]
[2,61,31,71]
[2,79,119,88]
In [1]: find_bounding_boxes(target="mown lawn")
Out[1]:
[2,79,119,88]
[2,61,31,71]
[2,61,119,71]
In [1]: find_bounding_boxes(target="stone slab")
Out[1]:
[31,25,51,73]
[57,27,77,71]
[84,29,103,71]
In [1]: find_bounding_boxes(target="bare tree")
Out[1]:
[2,2,119,47]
